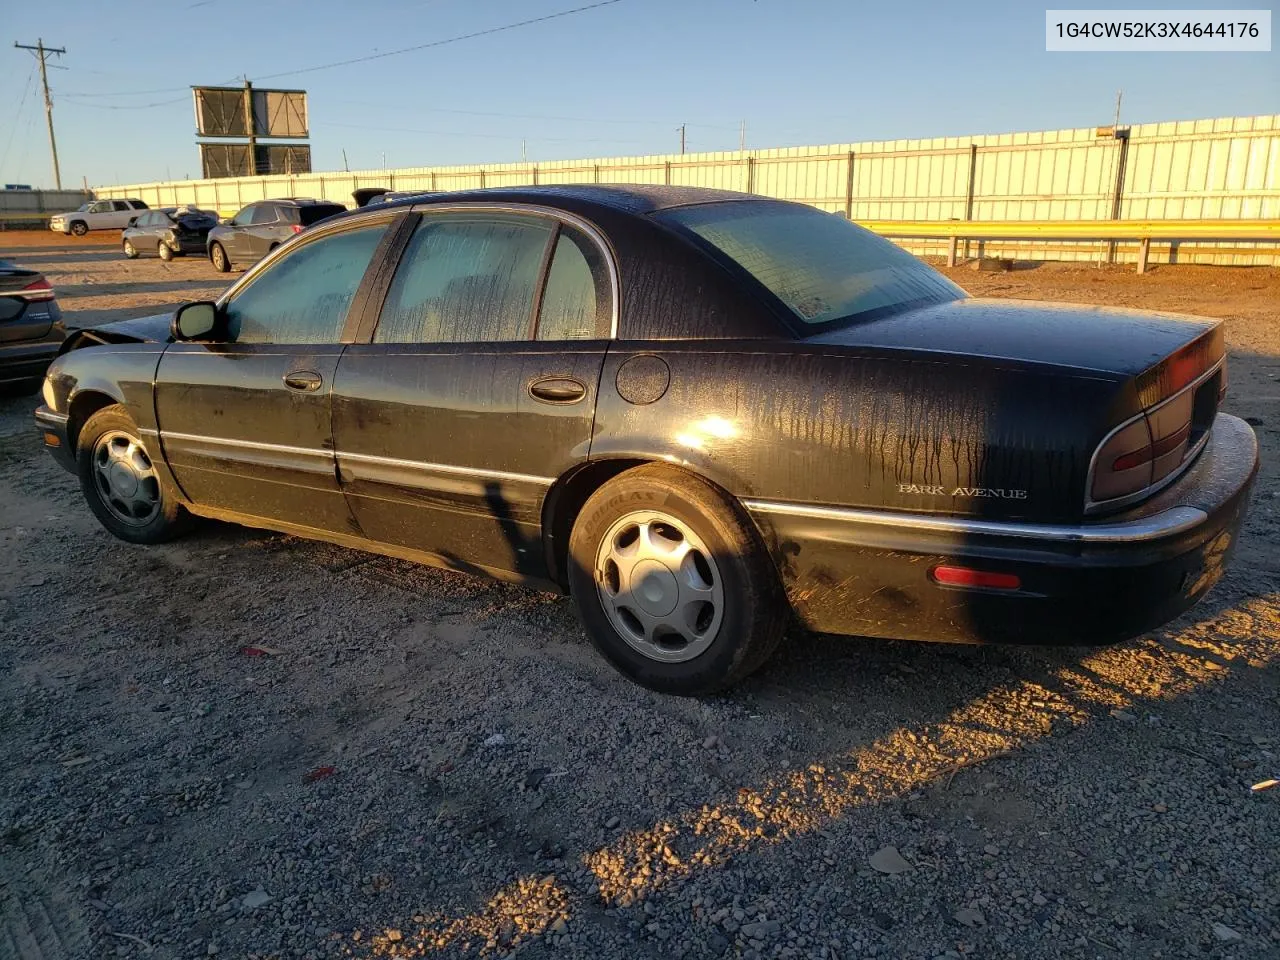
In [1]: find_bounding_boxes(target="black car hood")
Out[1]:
[86,312,173,343]
[806,296,1218,378]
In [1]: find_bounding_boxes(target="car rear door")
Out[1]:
[110,200,135,229]
[332,206,614,581]
[154,213,398,532]
[246,203,283,260]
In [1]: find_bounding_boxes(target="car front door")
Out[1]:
[86,200,113,228]
[154,215,396,532]
[223,205,257,259]
[332,207,614,581]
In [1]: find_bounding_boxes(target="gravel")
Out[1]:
[0,247,1277,958]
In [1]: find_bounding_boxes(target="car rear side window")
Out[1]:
[536,225,610,340]
[659,200,964,330]
[249,205,279,225]
[375,215,553,344]
[298,204,346,226]
[224,223,388,344]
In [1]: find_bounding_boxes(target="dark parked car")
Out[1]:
[34,186,1257,694]
[1,260,65,393]
[122,206,219,261]
[206,198,347,272]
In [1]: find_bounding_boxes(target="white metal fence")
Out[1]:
[93,113,1280,266]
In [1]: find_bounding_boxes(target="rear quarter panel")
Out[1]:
[593,341,1127,524]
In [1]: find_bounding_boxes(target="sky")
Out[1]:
[1,0,1276,188]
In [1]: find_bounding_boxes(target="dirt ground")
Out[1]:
[0,237,1277,960]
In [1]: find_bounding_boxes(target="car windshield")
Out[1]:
[76,203,91,212]
[659,200,964,330]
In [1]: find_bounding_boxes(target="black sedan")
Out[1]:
[33,185,1257,694]
[1,260,65,393]
[122,206,219,261]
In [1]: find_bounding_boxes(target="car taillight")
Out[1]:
[290,224,303,234]
[1091,390,1196,504]
[1092,418,1154,502]
[19,278,55,301]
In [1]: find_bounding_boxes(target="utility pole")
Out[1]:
[242,78,256,175]
[739,120,746,152]
[1113,89,1123,128]
[14,39,66,189]
[678,123,686,155]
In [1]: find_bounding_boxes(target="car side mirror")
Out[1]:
[171,301,220,341]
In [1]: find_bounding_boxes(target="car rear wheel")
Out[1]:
[77,405,192,544]
[70,221,88,237]
[158,240,175,261]
[567,464,788,695]
[122,239,138,259]
[210,242,230,272]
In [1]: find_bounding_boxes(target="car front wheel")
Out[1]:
[70,221,88,237]
[210,242,230,272]
[567,464,788,695]
[77,404,192,544]
[122,239,138,259]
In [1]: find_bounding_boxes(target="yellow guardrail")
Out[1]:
[860,218,1280,272]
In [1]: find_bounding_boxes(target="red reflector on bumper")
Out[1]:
[932,565,1021,591]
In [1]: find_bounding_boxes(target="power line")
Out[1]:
[0,62,36,176]
[253,0,626,82]
[14,38,66,189]
[60,93,192,110]
[325,97,740,130]
[315,119,649,146]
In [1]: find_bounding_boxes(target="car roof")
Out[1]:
[265,197,345,206]
[369,184,767,217]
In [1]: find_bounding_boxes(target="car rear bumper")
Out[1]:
[746,412,1258,646]
[0,340,61,385]
[34,405,76,471]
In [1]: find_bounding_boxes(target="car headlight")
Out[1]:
[42,375,57,411]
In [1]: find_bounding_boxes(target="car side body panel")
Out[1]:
[592,340,1126,523]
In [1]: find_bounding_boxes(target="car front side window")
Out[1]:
[222,223,388,345]
[231,206,256,227]
[374,214,553,344]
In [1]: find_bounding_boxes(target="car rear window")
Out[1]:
[658,200,963,330]
[298,204,346,226]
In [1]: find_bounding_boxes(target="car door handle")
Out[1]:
[528,376,587,404]
[283,371,323,392]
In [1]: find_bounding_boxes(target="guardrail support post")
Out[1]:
[844,151,855,219]
[963,144,978,259]
[947,236,958,267]
[1137,237,1150,275]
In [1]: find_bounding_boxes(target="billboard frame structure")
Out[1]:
[192,81,311,177]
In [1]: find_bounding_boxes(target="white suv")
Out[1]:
[50,199,149,236]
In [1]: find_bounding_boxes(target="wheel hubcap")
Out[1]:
[595,510,724,663]
[92,430,160,526]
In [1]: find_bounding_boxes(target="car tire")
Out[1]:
[122,239,138,259]
[567,464,788,695]
[158,241,175,262]
[210,242,230,273]
[70,221,88,237]
[77,404,192,545]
